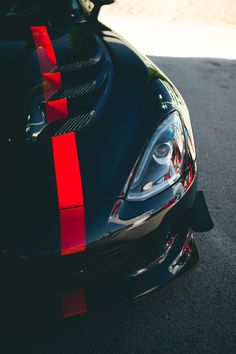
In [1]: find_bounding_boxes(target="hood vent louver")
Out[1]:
[27,30,112,142]
[54,111,95,136]
[51,80,98,100]
[52,57,101,73]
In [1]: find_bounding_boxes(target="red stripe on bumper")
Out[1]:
[62,289,87,318]
[60,207,86,256]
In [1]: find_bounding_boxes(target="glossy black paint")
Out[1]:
[0,0,212,327]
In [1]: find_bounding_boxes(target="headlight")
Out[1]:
[126,111,189,201]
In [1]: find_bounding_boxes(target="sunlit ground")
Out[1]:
[99,13,236,60]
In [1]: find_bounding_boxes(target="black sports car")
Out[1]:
[0,0,213,329]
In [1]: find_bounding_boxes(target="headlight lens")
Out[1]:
[126,111,187,201]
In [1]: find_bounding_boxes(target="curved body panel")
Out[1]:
[0,1,213,328]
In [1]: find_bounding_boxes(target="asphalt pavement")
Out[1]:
[6,56,234,354]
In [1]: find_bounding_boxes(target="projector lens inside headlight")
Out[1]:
[126,111,186,201]
[153,142,173,165]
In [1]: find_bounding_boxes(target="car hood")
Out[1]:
[0,18,174,256]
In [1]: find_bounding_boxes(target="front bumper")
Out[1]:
[0,226,198,333]
[0,164,212,332]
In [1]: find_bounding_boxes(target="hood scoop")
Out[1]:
[26,25,112,141]
[53,111,95,136]
[50,77,104,101]
[52,55,102,73]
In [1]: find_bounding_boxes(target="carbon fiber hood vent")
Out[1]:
[54,111,95,136]
[26,24,113,141]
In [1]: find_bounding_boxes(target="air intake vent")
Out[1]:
[53,58,100,73]
[54,111,95,136]
[27,30,112,141]
[53,81,97,100]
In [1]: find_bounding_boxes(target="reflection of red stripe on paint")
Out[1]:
[162,197,177,211]
[52,133,86,255]
[62,289,87,318]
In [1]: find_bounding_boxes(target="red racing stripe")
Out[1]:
[31,26,57,73]
[52,133,84,209]
[32,26,86,257]
[31,26,68,121]
[46,98,68,123]
[42,72,62,101]
[52,133,86,255]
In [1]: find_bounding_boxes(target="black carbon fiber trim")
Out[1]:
[53,81,97,100]
[52,58,100,73]
[54,111,95,135]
